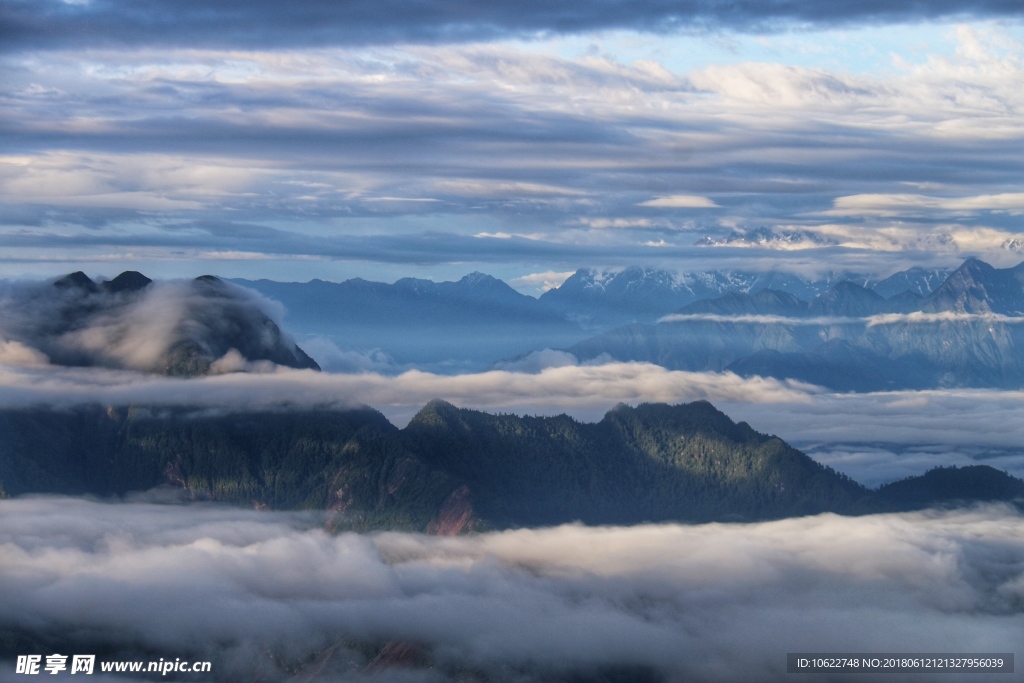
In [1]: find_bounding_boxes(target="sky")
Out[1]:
[2,1,1024,289]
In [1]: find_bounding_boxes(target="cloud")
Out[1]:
[0,362,819,423]
[656,312,1024,326]
[866,311,1024,326]
[0,340,48,366]
[490,348,582,373]
[829,192,1024,217]
[689,62,872,107]
[658,313,862,325]
[801,442,1024,489]
[639,195,720,209]
[2,24,1024,278]
[5,0,1024,53]
[294,336,400,374]
[0,496,1020,682]
[507,270,575,294]
[721,389,1024,484]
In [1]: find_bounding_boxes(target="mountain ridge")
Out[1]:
[1,400,1019,531]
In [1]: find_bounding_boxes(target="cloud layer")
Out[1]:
[0,497,1020,682]
[0,361,816,417]
[4,0,1023,52]
[2,19,1024,280]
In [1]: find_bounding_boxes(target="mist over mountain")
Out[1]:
[565,258,1024,391]
[0,271,319,376]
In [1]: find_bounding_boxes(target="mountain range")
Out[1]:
[2,400,1019,530]
[232,272,581,369]
[234,263,952,370]
[7,260,1011,390]
[566,258,1024,391]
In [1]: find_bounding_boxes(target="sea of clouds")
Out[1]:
[0,496,1021,682]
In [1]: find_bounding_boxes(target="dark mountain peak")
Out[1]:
[876,465,1024,510]
[53,271,99,293]
[423,397,458,411]
[192,275,226,292]
[409,399,462,426]
[601,400,753,442]
[29,272,320,376]
[101,271,152,294]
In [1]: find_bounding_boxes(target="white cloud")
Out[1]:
[689,62,870,108]
[508,270,575,293]
[0,362,820,424]
[829,192,1024,217]
[638,194,719,208]
[658,313,861,325]
[0,339,49,366]
[656,312,1024,327]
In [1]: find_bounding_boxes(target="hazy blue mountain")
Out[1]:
[234,272,587,370]
[225,263,964,371]
[536,266,871,327]
[727,341,942,392]
[808,281,886,317]
[677,289,809,317]
[872,266,952,298]
[564,258,1024,390]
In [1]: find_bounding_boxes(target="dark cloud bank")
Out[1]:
[0,496,1021,682]
[4,0,1024,52]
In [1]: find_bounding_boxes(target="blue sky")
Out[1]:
[2,1,1023,291]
